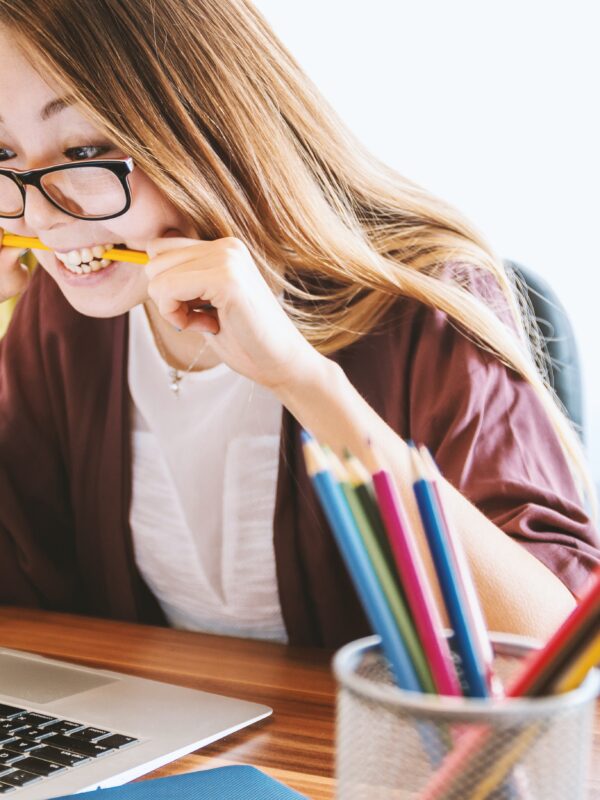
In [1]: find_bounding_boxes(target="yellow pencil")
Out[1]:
[1,233,149,265]
[554,632,600,693]
[466,723,541,800]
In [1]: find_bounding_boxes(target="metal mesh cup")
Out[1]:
[333,633,600,800]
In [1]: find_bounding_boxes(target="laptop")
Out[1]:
[0,646,272,799]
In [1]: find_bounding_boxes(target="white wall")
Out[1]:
[253,0,600,486]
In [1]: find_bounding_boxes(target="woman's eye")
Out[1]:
[0,147,16,161]
[64,145,111,160]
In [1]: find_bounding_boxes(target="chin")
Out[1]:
[61,292,138,319]
[40,254,145,319]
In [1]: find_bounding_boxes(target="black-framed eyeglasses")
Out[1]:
[0,157,134,221]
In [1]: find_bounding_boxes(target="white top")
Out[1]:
[127,303,287,642]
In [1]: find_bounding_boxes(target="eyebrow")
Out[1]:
[0,95,75,124]
[40,96,76,121]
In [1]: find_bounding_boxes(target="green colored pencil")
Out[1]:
[324,447,436,694]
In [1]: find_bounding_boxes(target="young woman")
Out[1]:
[0,0,597,647]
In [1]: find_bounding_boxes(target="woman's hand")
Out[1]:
[0,228,30,302]
[145,235,324,390]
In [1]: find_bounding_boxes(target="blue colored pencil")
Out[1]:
[301,432,422,692]
[408,444,489,698]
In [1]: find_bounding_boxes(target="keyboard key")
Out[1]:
[69,727,112,743]
[0,770,41,787]
[0,739,15,748]
[0,724,27,737]
[13,713,58,729]
[96,734,138,749]
[4,740,42,755]
[0,784,15,793]
[18,727,56,742]
[49,721,85,736]
[0,753,22,767]
[0,708,24,721]
[12,757,65,777]
[32,747,90,768]
[42,734,114,758]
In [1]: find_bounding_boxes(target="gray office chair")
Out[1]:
[504,260,584,443]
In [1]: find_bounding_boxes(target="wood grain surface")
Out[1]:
[0,609,597,799]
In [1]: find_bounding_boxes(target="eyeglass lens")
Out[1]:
[0,166,127,218]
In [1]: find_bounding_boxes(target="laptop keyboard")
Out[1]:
[0,703,138,793]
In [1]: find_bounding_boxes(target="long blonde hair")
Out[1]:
[0,0,594,510]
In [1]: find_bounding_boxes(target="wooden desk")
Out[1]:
[0,609,598,799]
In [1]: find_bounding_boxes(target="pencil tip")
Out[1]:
[300,429,313,445]
[407,442,424,477]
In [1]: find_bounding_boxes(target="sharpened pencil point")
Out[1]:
[407,442,425,479]
[300,429,314,445]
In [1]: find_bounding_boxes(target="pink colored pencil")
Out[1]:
[364,444,462,697]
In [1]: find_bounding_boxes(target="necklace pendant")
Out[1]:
[168,368,181,396]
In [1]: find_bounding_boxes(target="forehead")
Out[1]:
[0,27,61,107]
[0,25,92,136]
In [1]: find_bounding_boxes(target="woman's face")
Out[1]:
[0,27,195,318]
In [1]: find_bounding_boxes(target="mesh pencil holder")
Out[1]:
[333,633,599,800]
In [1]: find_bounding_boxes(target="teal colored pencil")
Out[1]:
[300,433,422,691]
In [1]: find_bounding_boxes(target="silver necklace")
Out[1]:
[144,306,208,396]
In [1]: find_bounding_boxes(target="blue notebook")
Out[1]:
[53,766,307,799]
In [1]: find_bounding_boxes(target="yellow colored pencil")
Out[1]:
[554,632,600,693]
[1,233,149,265]
[466,723,541,800]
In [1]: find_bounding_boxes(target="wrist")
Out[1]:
[270,346,337,407]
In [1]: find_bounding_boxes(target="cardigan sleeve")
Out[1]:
[406,295,600,599]
[0,271,82,610]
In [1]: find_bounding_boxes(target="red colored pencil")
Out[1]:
[419,565,600,799]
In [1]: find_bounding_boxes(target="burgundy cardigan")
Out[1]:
[1,269,599,646]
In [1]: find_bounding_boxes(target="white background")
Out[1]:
[253,0,600,490]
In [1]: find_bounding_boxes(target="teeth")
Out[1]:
[66,250,82,266]
[55,244,116,275]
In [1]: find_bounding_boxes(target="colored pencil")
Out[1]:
[361,443,462,697]
[408,444,489,698]
[342,448,398,574]
[300,432,421,691]
[506,565,600,697]
[324,447,435,693]
[419,567,600,798]
[419,446,501,697]
[554,629,600,693]
[1,233,149,264]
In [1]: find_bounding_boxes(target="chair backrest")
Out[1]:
[505,260,585,442]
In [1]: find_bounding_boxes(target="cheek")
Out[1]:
[105,171,185,245]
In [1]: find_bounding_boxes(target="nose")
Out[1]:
[22,184,71,231]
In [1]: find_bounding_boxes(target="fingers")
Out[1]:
[145,236,247,278]
[146,236,205,263]
[161,306,220,335]
[147,263,221,329]
[0,229,30,302]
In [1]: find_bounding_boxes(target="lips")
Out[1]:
[54,243,127,275]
